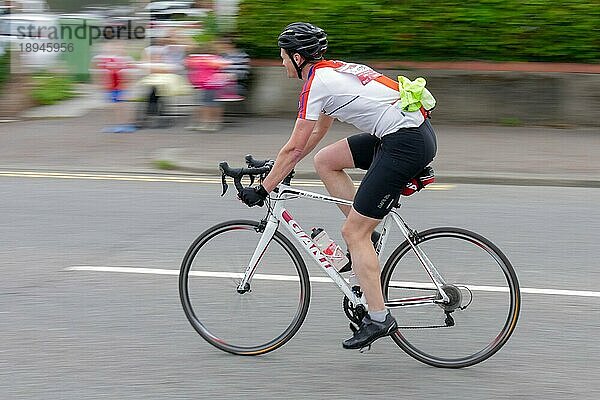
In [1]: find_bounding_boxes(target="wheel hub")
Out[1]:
[236,282,250,294]
[437,284,463,311]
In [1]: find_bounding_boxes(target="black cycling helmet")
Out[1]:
[278,22,328,79]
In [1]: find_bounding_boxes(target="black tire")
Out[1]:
[381,227,520,368]
[179,220,310,355]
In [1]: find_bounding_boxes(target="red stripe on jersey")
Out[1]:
[298,66,316,119]
[374,75,399,91]
[315,60,344,69]
[297,60,344,119]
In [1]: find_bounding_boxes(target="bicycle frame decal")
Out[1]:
[281,209,332,269]
[278,205,362,305]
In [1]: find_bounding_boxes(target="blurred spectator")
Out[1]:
[136,35,192,127]
[162,43,188,74]
[162,29,191,74]
[185,43,233,131]
[142,37,168,67]
[140,37,171,120]
[91,43,137,133]
[216,36,250,99]
[141,30,191,70]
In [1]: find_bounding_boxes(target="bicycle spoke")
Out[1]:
[382,227,520,368]
[180,220,310,355]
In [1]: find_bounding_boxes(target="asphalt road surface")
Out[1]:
[1,172,598,399]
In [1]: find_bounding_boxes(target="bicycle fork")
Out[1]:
[236,215,279,293]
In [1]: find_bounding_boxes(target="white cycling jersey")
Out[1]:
[298,60,425,138]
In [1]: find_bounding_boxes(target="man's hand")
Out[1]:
[238,185,269,207]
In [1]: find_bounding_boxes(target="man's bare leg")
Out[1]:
[313,138,356,216]
[341,208,385,311]
[340,207,397,349]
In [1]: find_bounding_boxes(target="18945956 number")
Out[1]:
[19,43,74,52]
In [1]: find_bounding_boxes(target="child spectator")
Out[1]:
[92,44,137,133]
[185,47,232,131]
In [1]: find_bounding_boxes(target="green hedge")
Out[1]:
[0,51,9,93]
[31,73,76,105]
[237,0,600,62]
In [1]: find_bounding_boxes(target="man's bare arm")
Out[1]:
[261,114,333,192]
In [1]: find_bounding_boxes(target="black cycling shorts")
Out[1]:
[347,120,437,219]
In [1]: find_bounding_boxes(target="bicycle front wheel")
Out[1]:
[179,220,310,355]
[381,227,520,368]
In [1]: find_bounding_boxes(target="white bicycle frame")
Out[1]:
[236,184,451,308]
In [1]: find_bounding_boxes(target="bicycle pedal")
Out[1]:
[359,344,371,353]
[349,322,358,333]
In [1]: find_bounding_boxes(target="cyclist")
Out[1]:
[239,22,437,350]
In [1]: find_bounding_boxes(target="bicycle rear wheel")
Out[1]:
[381,227,520,368]
[179,220,310,355]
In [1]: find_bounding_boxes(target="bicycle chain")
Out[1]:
[344,296,454,330]
[397,323,452,330]
[397,311,456,330]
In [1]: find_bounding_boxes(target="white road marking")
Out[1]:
[0,170,454,190]
[66,266,600,298]
[66,266,332,283]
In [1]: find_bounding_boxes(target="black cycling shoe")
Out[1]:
[342,313,398,350]
[338,231,382,273]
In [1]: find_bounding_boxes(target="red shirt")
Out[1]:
[186,54,230,90]
[95,56,129,91]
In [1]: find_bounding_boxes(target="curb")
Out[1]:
[152,151,600,189]
[18,105,104,120]
[18,93,105,120]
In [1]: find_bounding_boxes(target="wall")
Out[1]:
[243,67,600,127]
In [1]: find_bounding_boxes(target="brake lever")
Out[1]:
[220,173,228,196]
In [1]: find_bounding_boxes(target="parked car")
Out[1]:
[143,6,206,39]
[0,6,12,17]
[143,1,195,13]
[146,19,202,39]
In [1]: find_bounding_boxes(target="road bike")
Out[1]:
[179,156,520,368]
